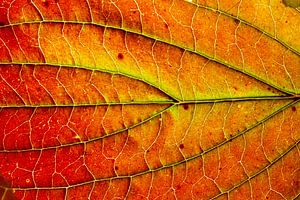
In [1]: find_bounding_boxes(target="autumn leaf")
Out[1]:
[0,0,299,199]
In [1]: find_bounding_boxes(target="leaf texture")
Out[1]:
[0,0,299,199]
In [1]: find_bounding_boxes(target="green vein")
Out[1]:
[6,99,298,191]
[0,21,298,95]
[0,61,290,104]
[0,63,179,102]
[0,2,299,198]
[1,97,299,152]
[1,96,298,108]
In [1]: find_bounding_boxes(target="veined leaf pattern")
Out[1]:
[0,0,299,199]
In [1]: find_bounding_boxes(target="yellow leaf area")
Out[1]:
[192,0,300,51]
[0,0,299,200]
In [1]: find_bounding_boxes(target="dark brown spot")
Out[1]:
[115,166,119,170]
[267,87,271,91]
[292,106,296,112]
[286,20,288,23]
[234,18,240,24]
[183,104,189,110]
[176,185,182,190]
[179,144,184,149]
[233,86,238,91]
[0,21,5,26]
[164,23,169,29]
[117,53,124,60]
[43,1,49,7]
[54,0,59,3]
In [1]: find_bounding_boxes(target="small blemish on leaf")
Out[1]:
[42,0,49,7]
[115,166,119,170]
[117,53,124,60]
[183,104,189,110]
[179,144,184,149]
[234,18,240,24]
[292,106,296,112]
[0,21,4,26]
[176,185,182,190]
[283,0,300,8]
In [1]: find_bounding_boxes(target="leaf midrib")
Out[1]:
[1,97,299,157]
[0,2,299,199]
[1,96,298,108]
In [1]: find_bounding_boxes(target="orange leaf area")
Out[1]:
[0,0,299,199]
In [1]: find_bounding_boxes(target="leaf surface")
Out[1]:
[0,0,299,199]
